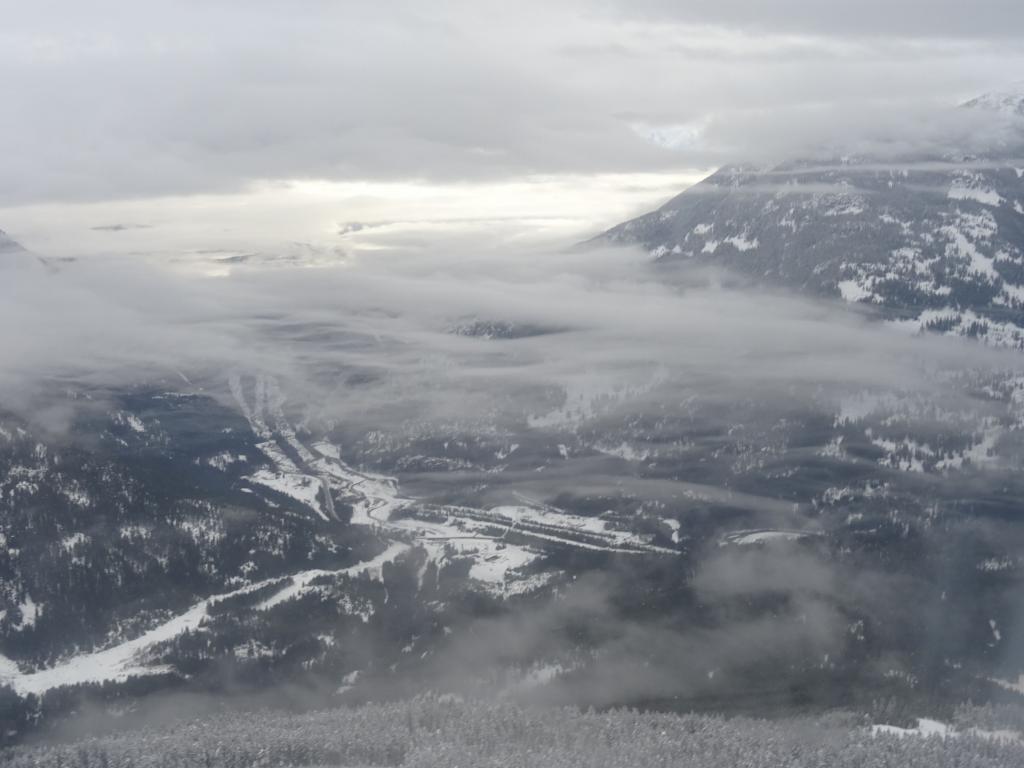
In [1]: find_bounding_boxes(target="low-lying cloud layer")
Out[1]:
[3,238,1016,439]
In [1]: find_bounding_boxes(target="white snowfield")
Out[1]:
[872,718,1022,744]
[838,279,873,302]
[256,542,407,610]
[948,176,1005,207]
[721,529,819,546]
[992,674,1024,695]
[872,718,953,739]
[245,467,330,521]
[315,457,551,589]
[0,544,408,696]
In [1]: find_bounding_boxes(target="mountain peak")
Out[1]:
[0,228,52,272]
[0,228,26,252]
[596,146,1024,348]
[962,82,1024,116]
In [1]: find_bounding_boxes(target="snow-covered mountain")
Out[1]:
[964,82,1024,117]
[597,91,1024,347]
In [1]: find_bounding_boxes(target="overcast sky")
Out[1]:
[2,0,1023,256]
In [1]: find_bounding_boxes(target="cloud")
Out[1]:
[670,100,1024,167]
[0,172,705,260]
[417,557,847,708]
[2,235,1016,447]
[693,546,837,601]
[608,0,1024,39]
[0,1,1022,206]
[89,223,152,232]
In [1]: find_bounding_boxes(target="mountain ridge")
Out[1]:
[594,93,1024,347]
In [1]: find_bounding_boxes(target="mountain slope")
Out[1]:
[964,82,1024,117]
[597,96,1024,346]
[0,230,41,270]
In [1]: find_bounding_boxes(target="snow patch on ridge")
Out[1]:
[245,468,329,521]
[949,179,1004,207]
[723,234,759,251]
[838,279,874,302]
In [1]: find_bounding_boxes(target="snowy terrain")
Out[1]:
[0,544,407,695]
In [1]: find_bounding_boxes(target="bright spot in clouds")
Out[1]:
[0,171,707,263]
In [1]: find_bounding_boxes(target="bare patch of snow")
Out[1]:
[978,557,1015,572]
[6,544,407,695]
[12,596,40,630]
[61,533,89,552]
[312,441,341,459]
[208,452,247,471]
[595,441,650,462]
[663,518,681,544]
[113,412,147,434]
[992,675,1024,695]
[722,529,813,546]
[941,218,999,281]
[256,542,408,611]
[838,279,873,302]
[723,235,758,251]
[466,541,539,585]
[246,469,328,521]
[990,618,1002,644]
[872,718,951,739]
[823,199,866,216]
[949,181,1004,207]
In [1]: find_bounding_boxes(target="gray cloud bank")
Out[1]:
[2,239,1016,439]
[614,0,1024,39]
[1,1,1023,204]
